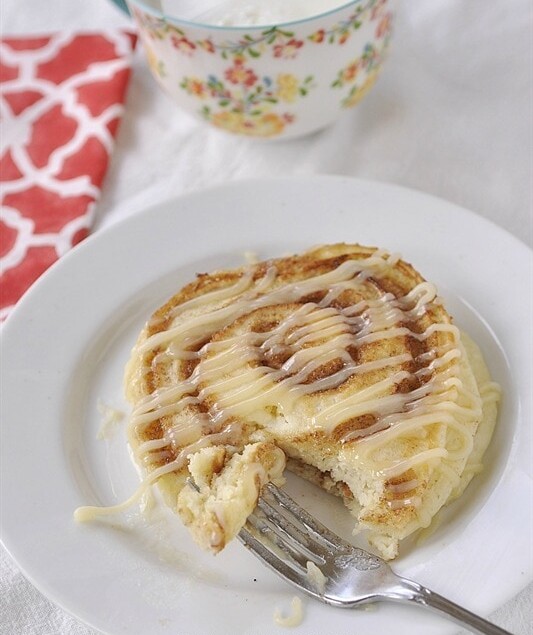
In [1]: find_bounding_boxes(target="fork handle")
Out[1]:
[391,577,513,635]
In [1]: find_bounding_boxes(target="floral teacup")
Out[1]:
[126,0,393,139]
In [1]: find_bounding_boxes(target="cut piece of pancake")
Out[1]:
[124,243,499,559]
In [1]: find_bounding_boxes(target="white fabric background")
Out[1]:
[1,0,531,633]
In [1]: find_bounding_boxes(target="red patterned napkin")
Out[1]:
[0,31,137,320]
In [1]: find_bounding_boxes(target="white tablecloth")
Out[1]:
[1,1,531,633]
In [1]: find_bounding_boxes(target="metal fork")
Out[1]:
[238,483,512,635]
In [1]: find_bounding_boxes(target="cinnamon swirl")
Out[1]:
[122,243,499,559]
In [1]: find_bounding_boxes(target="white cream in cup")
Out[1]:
[161,0,355,26]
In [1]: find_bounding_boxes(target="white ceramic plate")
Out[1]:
[1,176,531,635]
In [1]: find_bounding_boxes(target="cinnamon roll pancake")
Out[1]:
[123,243,499,559]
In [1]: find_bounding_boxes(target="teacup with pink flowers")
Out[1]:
[127,0,393,139]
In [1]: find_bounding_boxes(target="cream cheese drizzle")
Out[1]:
[273,596,304,628]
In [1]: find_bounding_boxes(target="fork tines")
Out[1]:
[239,483,349,594]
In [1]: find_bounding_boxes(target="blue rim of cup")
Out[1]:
[112,0,369,32]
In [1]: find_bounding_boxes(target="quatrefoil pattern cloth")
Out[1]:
[0,31,137,320]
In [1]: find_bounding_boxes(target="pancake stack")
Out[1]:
[124,244,499,559]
